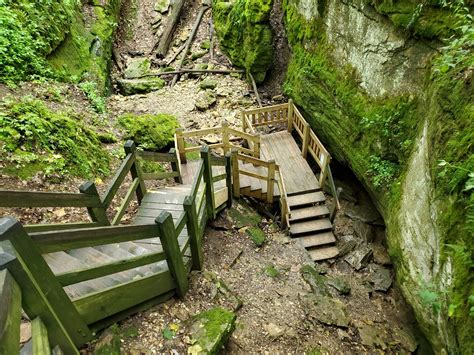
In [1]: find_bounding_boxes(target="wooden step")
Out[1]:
[297,232,336,248]
[308,246,339,261]
[290,205,330,222]
[290,218,332,235]
[287,191,325,208]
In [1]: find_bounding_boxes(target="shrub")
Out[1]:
[117,113,179,151]
[0,96,110,178]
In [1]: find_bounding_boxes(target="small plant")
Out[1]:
[246,226,266,247]
[264,264,280,278]
[367,155,399,189]
[79,81,106,114]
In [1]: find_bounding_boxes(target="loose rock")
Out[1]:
[344,246,373,270]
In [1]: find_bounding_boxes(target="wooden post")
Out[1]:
[241,111,246,131]
[225,152,233,208]
[267,160,276,203]
[330,187,343,223]
[0,269,21,355]
[302,123,310,159]
[155,212,188,297]
[287,99,294,132]
[255,135,261,158]
[201,146,216,219]
[79,182,109,226]
[222,122,230,155]
[183,196,203,270]
[169,148,183,184]
[124,141,147,203]
[175,129,187,164]
[231,149,240,198]
[31,317,51,354]
[280,196,288,228]
[0,218,89,351]
[319,155,331,192]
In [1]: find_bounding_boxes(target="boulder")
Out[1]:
[200,78,218,90]
[327,276,351,295]
[124,57,151,79]
[353,220,374,243]
[344,246,373,270]
[367,264,393,292]
[188,307,236,354]
[304,294,350,327]
[155,0,170,13]
[195,91,217,111]
[117,77,165,95]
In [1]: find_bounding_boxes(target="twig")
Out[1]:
[249,72,263,108]
[171,5,210,87]
[165,43,186,65]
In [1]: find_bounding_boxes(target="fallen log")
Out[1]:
[138,68,244,77]
[155,0,186,58]
[171,5,210,86]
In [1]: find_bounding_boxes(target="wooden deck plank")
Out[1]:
[260,131,320,195]
[287,191,325,208]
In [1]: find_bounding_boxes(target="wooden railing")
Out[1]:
[242,100,335,192]
[0,141,182,231]
[175,123,261,163]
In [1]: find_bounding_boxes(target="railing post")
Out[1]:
[231,149,240,198]
[183,196,203,270]
[124,141,147,203]
[79,182,110,225]
[222,122,230,155]
[0,269,21,355]
[287,99,294,132]
[319,155,330,188]
[201,146,216,219]
[0,218,90,351]
[281,196,288,228]
[169,148,183,184]
[255,135,261,158]
[267,160,276,203]
[155,212,188,297]
[175,128,187,164]
[302,122,310,159]
[241,111,246,131]
[330,187,343,223]
[225,152,233,208]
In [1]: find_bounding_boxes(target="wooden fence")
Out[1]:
[175,123,261,163]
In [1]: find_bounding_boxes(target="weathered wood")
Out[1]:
[175,129,186,163]
[166,43,186,65]
[102,153,135,207]
[185,143,224,152]
[171,5,210,86]
[0,269,21,355]
[267,160,276,203]
[330,187,343,223]
[141,68,244,77]
[137,151,178,162]
[156,0,186,58]
[190,161,205,199]
[231,149,240,198]
[180,126,222,138]
[24,222,100,233]
[112,178,139,226]
[212,173,228,183]
[222,122,230,154]
[214,188,228,209]
[302,122,310,159]
[0,220,88,350]
[124,141,146,204]
[31,317,51,355]
[239,169,268,181]
[169,148,183,184]
[56,251,166,286]
[142,171,180,180]
[174,212,187,235]
[156,212,188,297]
[30,224,159,254]
[287,100,294,132]
[183,195,203,270]
[0,190,102,208]
[74,271,175,324]
[225,153,233,208]
[79,182,109,225]
[201,146,216,219]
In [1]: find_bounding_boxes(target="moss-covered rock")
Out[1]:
[188,307,236,354]
[124,58,152,79]
[117,77,166,95]
[212,0,274,83]
[282,0,473,352]
[117,113,179,151]
[246,226,266,246]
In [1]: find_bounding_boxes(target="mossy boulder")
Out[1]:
[117,77,166,96]
[118,113,179,151]
[124,58,152,79]
[199,78,218,90]
[246,226,266,247]
[188,307,236,354]
[212,0,273,83]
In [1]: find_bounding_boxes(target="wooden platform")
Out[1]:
[260,131,320,196]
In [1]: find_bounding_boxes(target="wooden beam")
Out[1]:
[225,153,233,208]
[267,160,276,203]
[287,99,294,132]
[169,148,183,184]
[79,182,109,225]
[111,178,139,226]
[31,317,51,355]
[0,191,101,208]
[124,141,147,204]
[231,149,240,198]
[183,195,203,270]
[201,146,216,219]
[155,212,188,297]
[0,269,21,355]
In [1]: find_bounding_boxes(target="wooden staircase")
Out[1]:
[288,190,339,262]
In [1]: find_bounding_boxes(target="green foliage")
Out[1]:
[212,0,273,83]
[79,81,106,113]
[162,326,175,340]
[246,226,266,246]
[0,96,110,178]
[368,156,399,189]
[118,113,179,151]
[264,264,280,278]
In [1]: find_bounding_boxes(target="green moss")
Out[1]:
[190,307,236,354]
[0,96,110,178]
[246,226,266,246]
[212,0,274,83]
[264,264,280,277]
[118,113,179,151]
[227,200,262,228]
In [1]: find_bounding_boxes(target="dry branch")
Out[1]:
[139,68,244,78]
[155,0,186,58]
[249,72,262,108]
